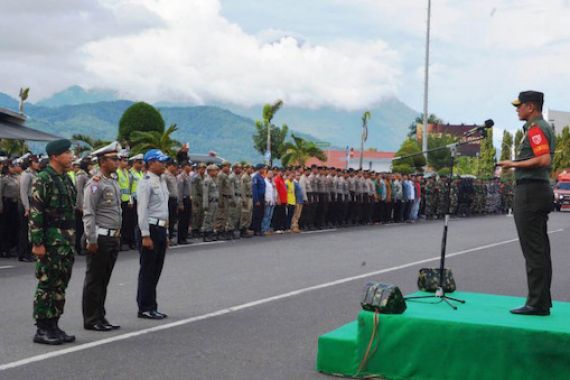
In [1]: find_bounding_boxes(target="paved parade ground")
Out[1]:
[1,213,569,379]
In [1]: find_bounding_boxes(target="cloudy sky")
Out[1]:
[2,0,570,134]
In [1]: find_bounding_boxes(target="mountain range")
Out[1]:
[0,86,419,161]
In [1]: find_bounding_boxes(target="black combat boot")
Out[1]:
[52,318,76,343]
[33,319,63,345]
[233,230,241,239]
[225,230,234,240]
[212,232,219,241]
[202,232,210,242]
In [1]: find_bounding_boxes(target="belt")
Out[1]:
[148,217,167,227]
[234,193,241,197]
[96,227,121,238]
[516,179,549,186]
[223,195,232,198]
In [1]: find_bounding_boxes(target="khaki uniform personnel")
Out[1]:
[19,156,39,262]
[82,142,122,332]
[191,163,207,239]
[202,165,219,242]
[498,91,556,316]
[0,162,21,257]
[227,164,242,239]
[239,165,254,237]
[214,161,234,240]
[136,149,171,320]
[29,139,77,345]
[163,162,179,244]
[176,161,193,244]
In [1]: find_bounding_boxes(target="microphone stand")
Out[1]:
[396,130,488,309]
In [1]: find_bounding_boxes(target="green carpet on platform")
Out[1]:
[316,292,570,380]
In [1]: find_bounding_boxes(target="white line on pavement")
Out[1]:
[0,228,563,372]
[0,266,14,270]
[301,229,337,234]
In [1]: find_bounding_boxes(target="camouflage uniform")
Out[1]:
[227,171,242,235]
[424,179,435,219]
[29,166,77,321]
[449,180,459,215]
[437,178,449,216]
[214,170,233,235]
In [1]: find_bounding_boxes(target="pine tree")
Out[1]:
[500,130,514,161]
[513,129,524,158]
[478,128,496,178]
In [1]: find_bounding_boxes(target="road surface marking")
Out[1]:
[0,228,563,372]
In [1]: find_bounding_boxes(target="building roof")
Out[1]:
[306,149,395,170]
[0,107,61,141]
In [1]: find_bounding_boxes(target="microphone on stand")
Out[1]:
[464,119,494,137]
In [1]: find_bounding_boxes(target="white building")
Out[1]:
[546,109,570,133]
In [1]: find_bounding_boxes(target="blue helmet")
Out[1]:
[143,149,170,163]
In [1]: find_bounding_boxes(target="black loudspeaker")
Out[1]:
[361,282,407,314]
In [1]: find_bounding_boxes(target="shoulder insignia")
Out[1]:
[91,184,99,193]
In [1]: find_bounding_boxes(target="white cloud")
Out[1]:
[81,0,401,110]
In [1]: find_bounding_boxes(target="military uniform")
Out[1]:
[191,165,206,238]
[202,166,219,241]
[129,159,144,247]
[227,168,242,238]
[507,91,556,314]
[29,139,77,345]
[214,163,233,238]
[163,169,179,243]
[117,166,134,249]
[239,168,254,236]
[74,166,90,255]
[82,142,122,330]
[306,170,318,229]
[177,167,192,244]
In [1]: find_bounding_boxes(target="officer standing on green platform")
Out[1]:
[29,139,77,345]
[82,142,122,331]
[498,91,556,316]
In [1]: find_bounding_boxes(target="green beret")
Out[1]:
[46,139,72,157]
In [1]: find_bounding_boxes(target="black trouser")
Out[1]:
[306,193,318,228]
[1,198,19,255]
[18,204,31,259]
[393,200,402,222]
[286,205,295,230]
[82,235,120,325]
[299,201,309,228]
[75,209,84,255]
[168,198,178,240]
[120,202,135,247]
[178,197,191,242]
[385,201,393,222]
[136,225,167,312]
[317,193,328,228]
[403,200,412,221]
[272,205,287,231]
[251,200,265,233]
[514,182,553,309]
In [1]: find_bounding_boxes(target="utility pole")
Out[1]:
[422,0,432,164]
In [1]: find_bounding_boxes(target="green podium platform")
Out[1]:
[316,292,570,380]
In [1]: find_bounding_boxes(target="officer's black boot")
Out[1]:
[33,319,63,345]
[240,228,252,239]
[233,230,241,239]
[212,232,219,241]
[52,318,76,343]
[225,230,234,240]
[202,232,210,242]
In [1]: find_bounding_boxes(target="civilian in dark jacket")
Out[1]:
[251,164,267,235]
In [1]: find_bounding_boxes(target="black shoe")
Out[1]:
[203,232,212,242]
[178,239,189,245]
[510,305,550,316]
[138,311,165,320]
[52,319,76,343]
[102,318,121,330]
[18,256,34,262]
[84,322,113,331]
[212,232,219,242]
[153,310,168,319]
[33,320,63,345]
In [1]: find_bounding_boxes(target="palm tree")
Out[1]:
[130,123,181,156]
[359,111,371,170]
[0,139,29,156]
[280,134,327,167]
[71,134,112,156]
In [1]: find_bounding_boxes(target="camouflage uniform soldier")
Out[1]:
[227,163,242,239]
[202,165,219,242]
[437,177,448,217]
[29,139,77,345]
[239,164,254,237]
[450,178,459,215]
[424,177,435,219]
[191,163,207,238]
[214,161,234,240]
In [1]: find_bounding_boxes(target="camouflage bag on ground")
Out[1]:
[361,282,406,314]
[417,268,456,293]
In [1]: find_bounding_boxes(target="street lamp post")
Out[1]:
[422,0,432,164]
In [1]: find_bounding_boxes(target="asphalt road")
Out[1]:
[0,213,568,379]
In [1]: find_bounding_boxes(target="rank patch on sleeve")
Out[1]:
[528,125,550,156]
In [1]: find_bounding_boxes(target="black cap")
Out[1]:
[512,91,544,107]
[254,163,266,170]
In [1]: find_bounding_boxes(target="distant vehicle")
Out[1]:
[553,172,570,212]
